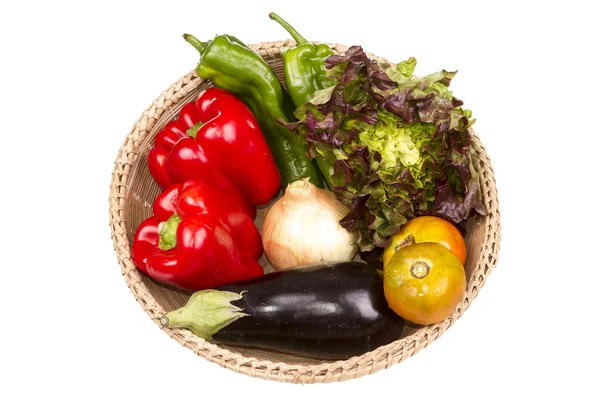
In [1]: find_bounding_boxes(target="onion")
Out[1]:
[262,178,359,270]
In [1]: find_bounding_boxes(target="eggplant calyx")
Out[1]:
[160,290,248,339]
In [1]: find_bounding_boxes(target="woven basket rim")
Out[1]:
[108,40,501,384]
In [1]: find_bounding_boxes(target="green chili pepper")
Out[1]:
[269,12,337,189]
[269,12,336,106]
[184,33,324,189]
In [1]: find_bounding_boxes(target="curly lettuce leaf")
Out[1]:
[283,46,487,252]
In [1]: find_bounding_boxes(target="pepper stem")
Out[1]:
[183,33,208,54]
[158,214,181,251]
[161,290,249,340]
[186,122,203,138]
[268,12,308,45]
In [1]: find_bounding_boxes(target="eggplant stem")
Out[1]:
[162,290,248,339]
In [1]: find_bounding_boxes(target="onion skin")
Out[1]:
[262,178,359,270]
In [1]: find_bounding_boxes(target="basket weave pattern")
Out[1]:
[109,40,501,384]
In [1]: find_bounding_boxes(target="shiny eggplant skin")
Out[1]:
[213,262,405,360]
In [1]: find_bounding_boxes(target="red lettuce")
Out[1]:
[282,46,487,253]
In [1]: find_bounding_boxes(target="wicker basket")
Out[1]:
[109,40,501,384]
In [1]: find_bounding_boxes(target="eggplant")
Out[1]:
[160,261,405,360]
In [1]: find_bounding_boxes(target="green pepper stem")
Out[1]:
[186,122,203,138]
[183,33,208,53]
[158,214,181,251]
[268,12,308,45]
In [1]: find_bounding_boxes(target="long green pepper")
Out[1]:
[184,33,324,189]
[269,13,337,189]
[269,13,336,106]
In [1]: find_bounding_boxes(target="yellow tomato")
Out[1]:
[383,242,466,325]
[383,216,467,268]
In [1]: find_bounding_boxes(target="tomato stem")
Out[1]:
[394,234,416,252]
[410,261,430,279]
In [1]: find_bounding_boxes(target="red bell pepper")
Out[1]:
[153,170,256,220]
[131,178,264,291]
[148,87,281,206]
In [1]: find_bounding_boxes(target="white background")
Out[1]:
[1,0,598,399]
